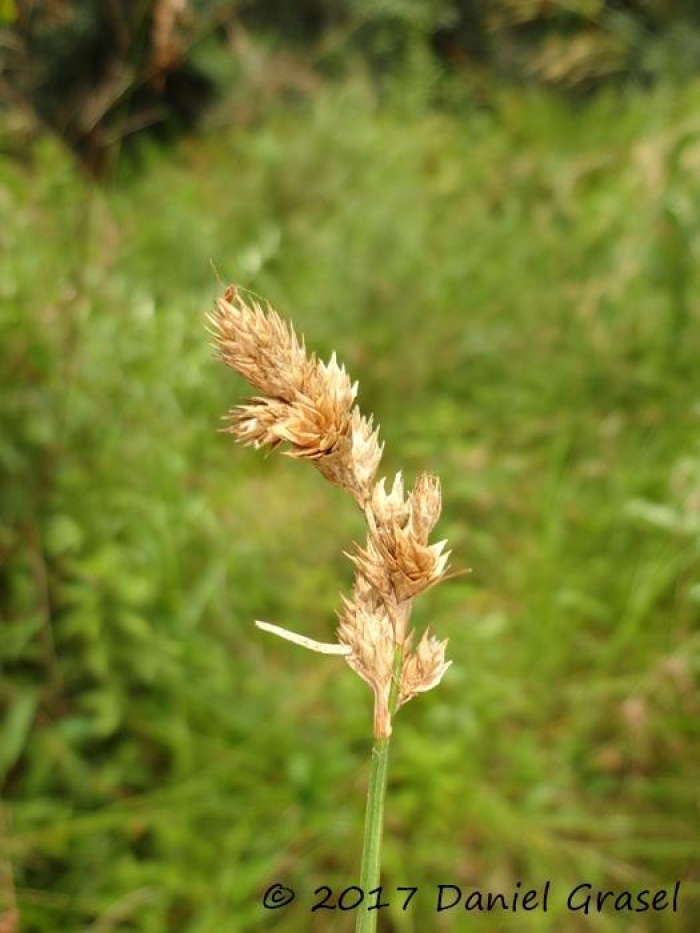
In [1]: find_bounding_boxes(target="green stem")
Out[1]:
[356,734,390,933]
[356,647,403,933]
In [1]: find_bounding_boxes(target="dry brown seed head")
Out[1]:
[350,507,450,603]
[338,598,394,687]
[337,595,396,738]
[375,523,450,601]
[211,290,362,482]
[210,285,453,738]
[398,628,451,708]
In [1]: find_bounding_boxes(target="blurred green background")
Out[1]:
[1,1,700,931]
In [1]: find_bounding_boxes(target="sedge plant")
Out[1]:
[208,286,452,933]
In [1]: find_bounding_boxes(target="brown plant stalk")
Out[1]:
[208,286,451,738]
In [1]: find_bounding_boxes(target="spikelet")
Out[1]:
[209,287,382,504]
[398,629,451,708]
[338,585,396,739]
[350,471,450,602]
[209,285,453,738]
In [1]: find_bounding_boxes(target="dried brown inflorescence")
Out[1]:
[208,286,451,737]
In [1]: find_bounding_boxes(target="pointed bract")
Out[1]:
[410,472,442,542]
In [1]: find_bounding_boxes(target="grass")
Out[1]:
[1,67,700,931]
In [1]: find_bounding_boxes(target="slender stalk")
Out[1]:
[357,736,390,933]
[356,647,402,933]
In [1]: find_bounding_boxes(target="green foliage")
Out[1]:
[2,67,700,930]
[6,0,700,181]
